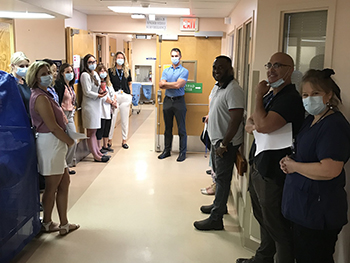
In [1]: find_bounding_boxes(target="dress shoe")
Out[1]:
[158,151,171,159]
[200,203,228,214]
[100,148,108,154]
[176,152,186,162]
[94,155,110,162]
[193,217,224,231]
[68,169,76,175]
[122,143,129,149]
[236,257,261,263]
[102,146,114,152]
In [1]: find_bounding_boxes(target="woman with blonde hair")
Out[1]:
[9,51,31,118]
[108,51,132,149]
[27,61,79,235]
[95,64,117,153]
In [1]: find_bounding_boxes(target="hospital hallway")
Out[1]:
[12,105,253,263]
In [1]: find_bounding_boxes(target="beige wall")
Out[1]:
[87,15,225,36]
[14,18,66,62]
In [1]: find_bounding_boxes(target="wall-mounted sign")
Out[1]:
[180,18,198,31]
[185,83,202,93]
[146,17,167,31]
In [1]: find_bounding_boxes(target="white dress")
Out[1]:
[81,71,101,129]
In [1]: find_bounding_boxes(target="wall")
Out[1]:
[65,9,88,30]
[14,18,66,62]
[87,15,225,36]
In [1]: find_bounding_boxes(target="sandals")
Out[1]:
[59,223,80,236]
[42,221,60,233]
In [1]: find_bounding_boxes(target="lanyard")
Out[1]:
[116,69,123,81]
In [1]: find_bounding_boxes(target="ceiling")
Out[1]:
[0,0,240,18]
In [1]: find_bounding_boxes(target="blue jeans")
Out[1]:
[210,141,240,220]
[163,96,187,154]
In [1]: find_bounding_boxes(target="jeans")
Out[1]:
[210,142,240,220]
[249,164,294,263]
[163,96,187,154]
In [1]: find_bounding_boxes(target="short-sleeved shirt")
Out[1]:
[208,78,244,146]
[108,68,132,94]
[161,64,189,97]
[249,83,305,185]
[282,111,350,230]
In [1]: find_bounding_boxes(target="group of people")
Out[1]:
[9,50,133,235]
[185,52,348,263]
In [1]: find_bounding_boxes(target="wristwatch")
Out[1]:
[219,142,227,149]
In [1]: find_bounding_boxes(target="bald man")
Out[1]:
[236,53,305,263]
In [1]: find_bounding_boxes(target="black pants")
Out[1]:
[249,164,294,263]
[293,223,341,263]
[162,96,187,153]
[210,142,239,220]
[96,118,112,140]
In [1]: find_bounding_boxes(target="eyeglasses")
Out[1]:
[264,62,291,70]
[87,60,97,64]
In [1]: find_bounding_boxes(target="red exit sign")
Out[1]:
[180,18,198,31]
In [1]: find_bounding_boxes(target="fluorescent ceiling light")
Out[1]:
[108,6,190,16]
[301,39,326,43]
[131,14,146,19]
[0,11,54,19]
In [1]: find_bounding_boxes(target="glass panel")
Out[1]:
[243,22,252,108]
[283,10,327,74]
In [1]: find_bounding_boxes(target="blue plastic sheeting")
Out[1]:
[142,85,152,100]
[132,82,142,106]
[0,71,41,262]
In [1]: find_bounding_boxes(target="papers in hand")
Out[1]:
[67,130,89,140]
[253,123,293,156]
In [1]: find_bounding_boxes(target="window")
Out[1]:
[283,10,328,73]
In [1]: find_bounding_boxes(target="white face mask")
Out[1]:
[65,73,74,82]
[16,67,28,78]
[171,57,180,65]
[116,59,124,66]
[267,78,285,88]
[99,72,107,79]
[88,63,97,71]
[302,96,327,116]
[40,75,53,88]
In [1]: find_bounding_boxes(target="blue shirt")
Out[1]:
[161,64,189,97]
[282,111,350,230]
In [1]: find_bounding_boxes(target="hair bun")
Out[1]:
[322,68,335,78]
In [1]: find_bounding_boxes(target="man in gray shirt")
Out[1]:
[194,55,244,230]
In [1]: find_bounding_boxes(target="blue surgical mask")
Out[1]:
[99,72,107,79]
[40,75,53,88]
[88,63,97,71]
[116,59,124,66]
[267,78,285,88]
[302,96,327,116]
[65,73,74,81]
[16,67,28,78]
[171,57,180,65]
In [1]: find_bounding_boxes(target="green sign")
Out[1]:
[184,83,202,93]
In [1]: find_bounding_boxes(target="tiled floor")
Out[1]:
[12,105,253,263]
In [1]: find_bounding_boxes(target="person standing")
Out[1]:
[80,54,109,162]
[55,63,78,171]
[9,52,31,119]
[236,52,305,263]
[194,56,244,230]
[280,69,350,263]
[158,48,189,162]
[27,61,79,235]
